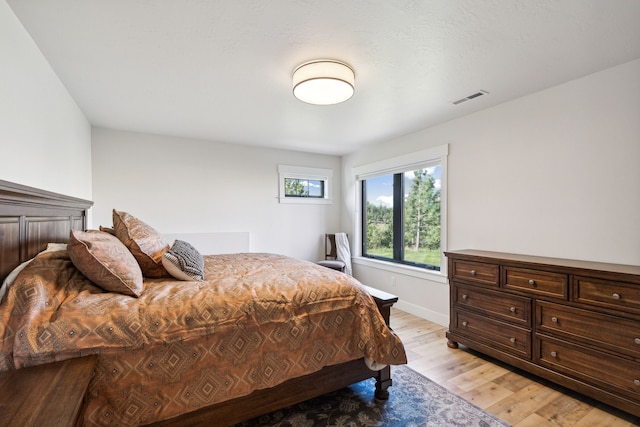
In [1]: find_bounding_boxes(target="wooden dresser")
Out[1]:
[445,249,640,417]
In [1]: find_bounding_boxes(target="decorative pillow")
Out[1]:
[162,240,205,281]
[112,210,169,278]
[99,225,115,235]
[68,230,144,297]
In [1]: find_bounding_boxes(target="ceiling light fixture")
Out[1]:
[292,60,355,105]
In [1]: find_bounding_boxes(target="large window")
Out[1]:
[362,165,441,270]
[355,144,447,272]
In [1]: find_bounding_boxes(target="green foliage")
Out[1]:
[365,246,440,267]
[404,247,441,266]
[365,203,393,251]
[285,178,306,196]
[404,170,440,251]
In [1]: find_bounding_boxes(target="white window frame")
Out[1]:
[352,144,448,278]
[278,165,333,204]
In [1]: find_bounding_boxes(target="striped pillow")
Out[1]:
[162,240,205,281]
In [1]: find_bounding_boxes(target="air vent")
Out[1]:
[453,90,489,105]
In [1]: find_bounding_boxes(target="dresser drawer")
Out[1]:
[453,309,531,358]
[537,301,640,359]
[454,284,531,325]
[538,336,640,400]
[574,276,640,315]
[503,267,568,299]
[451,260,499,287]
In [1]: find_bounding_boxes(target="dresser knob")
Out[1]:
[510,338,516,343]
[528,279,536,286]
[470,270,477,276]
[551,317,558,323]
[635,379,640,387]
[462,321,468,327]
[612,293,621,300]
[550,351,557,358]
[462,294,468,300]
[510,307,516,313]
[635,338,640,345]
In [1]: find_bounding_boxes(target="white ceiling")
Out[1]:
[8,0,640,156]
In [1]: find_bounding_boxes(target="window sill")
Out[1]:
[352,256,447,284]
[278,197,332,205]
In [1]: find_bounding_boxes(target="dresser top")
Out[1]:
[445,249,640,280]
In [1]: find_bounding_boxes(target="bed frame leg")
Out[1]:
[363,285,399,401]
[374,365,392,400]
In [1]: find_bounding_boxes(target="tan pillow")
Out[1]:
[99,225,116,235]
[68,230,144,297]
[112,210,169,278]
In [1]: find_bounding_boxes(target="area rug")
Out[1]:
[235,365,510,426]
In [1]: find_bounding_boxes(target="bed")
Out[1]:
[0,179,407,426]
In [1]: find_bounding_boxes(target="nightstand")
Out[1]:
[0,355,98,427]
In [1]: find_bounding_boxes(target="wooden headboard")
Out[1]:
[0,180,93,281]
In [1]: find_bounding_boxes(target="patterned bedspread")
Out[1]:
[0,250,406,426]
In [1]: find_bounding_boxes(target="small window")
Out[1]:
[284,178,325,198]
[279,165,332,204]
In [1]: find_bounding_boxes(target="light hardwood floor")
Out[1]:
[391,308,640,427]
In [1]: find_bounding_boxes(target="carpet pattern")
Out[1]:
[236,365,510,426]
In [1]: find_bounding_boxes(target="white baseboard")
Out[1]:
[394,300,449,327]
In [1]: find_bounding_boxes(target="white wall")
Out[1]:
[343,59,640,326]
[91,128,342,261]
[0,1,91,199]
